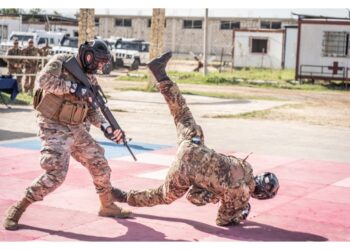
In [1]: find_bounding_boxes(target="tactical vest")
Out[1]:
[33,88,88,125]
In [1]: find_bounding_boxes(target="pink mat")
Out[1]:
[1,147,349,241]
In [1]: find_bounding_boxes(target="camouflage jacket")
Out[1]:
[35,53,106,127]
[6,47,22,69]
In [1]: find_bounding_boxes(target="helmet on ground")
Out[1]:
[251,172,279,200]
[79,39,111,74]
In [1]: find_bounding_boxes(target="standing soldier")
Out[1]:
[3,39,131,231]
[6,39,23,91]
[115,52,280,226]
[22,39,42,95]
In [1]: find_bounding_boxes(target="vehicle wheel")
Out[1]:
[114,58,123,68]
[102,61,112,74]
[130,59,140,70]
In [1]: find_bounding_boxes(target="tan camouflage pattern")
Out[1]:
[6,47,23,90]
[35,54,106,127]
[127,80,256,226]
[25,117,112,202]
[24,53,111,202]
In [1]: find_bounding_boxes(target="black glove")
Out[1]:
[100,122,114,141]
[70,82,89,99]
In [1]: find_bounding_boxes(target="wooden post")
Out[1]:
[78,9,95,46]
[147,8,166,91]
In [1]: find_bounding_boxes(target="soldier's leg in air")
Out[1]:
[3,124,71,230]
[127,160,190,207]
[71,129,131,218]
[147,52,204,145]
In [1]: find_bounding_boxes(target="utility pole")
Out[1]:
[147,8,166,91]
[78,9,95,45]
[203,8,209,75]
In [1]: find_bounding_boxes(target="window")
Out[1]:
[220,21,240,30]
[183,20,202,29]
[115,18,132,27]
[147,19,167,28]
[260,21,281,29]
[251,38,268,53]
[95,17,100,26]
[0,25,8,40]
[322,31,349,57]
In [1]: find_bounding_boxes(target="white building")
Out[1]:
[283,25,298,69]
[233,29,284,69]
[295,15,350,83]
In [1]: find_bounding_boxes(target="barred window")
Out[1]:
[220,21,240,30]
[0,25,8,40]
[322,31,349,57]
[115,18,132,27]
[251,38,268,53]
[183,20,202,29]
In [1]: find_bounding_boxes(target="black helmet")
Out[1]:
[251,172,279,200]
[79,39,111,74]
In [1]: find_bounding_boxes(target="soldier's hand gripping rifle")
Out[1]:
[63,56,137,161]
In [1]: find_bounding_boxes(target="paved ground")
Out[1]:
[1,85,350,242]
[0,138,350,241]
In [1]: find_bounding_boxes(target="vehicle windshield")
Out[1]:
[116,42,140,51]
[9,35,34,42]
[62,39,78,48]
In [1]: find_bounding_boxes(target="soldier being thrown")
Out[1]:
[3,39,131,231]
[114,52,280,226]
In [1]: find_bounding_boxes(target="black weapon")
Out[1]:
[63,56,137,161]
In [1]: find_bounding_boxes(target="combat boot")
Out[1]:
[3,197,31,230]
[147,51,172,82]
[111,187,127,203]
[98,192,131,218]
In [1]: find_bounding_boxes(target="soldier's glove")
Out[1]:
[101,122,125,144]
[101,122,114,140]
[227,203,251,226]
[69,82,89,99]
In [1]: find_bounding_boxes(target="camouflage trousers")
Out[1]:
[127,80,216,207]
[24,66,37,93]
[24,117,112,202]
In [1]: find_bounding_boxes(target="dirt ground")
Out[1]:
[97,65,350,128]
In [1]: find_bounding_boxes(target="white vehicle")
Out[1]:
[111,38,150,70]
[49,36,78,56]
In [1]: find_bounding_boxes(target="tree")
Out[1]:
[53,11,62,16]
[146,8,166,91]
[29,8,42,15]
[0,9,22,15]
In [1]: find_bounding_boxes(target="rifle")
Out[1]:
[63,56,137,161]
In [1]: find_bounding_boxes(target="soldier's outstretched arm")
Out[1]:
[126,161,191,207]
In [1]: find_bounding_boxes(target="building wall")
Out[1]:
[0,16,21,41]
[284,27,298,69]
[96,15,296,58]
[298,22,350,71]
[233,31,284,69]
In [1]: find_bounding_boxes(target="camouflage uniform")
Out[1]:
[6,46,23,91]
[22,46,43,93]
[127,80,256,226]
[24,54,112,202]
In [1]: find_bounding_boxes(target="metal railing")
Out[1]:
[299,64,349,80]
[0,55,50,76]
